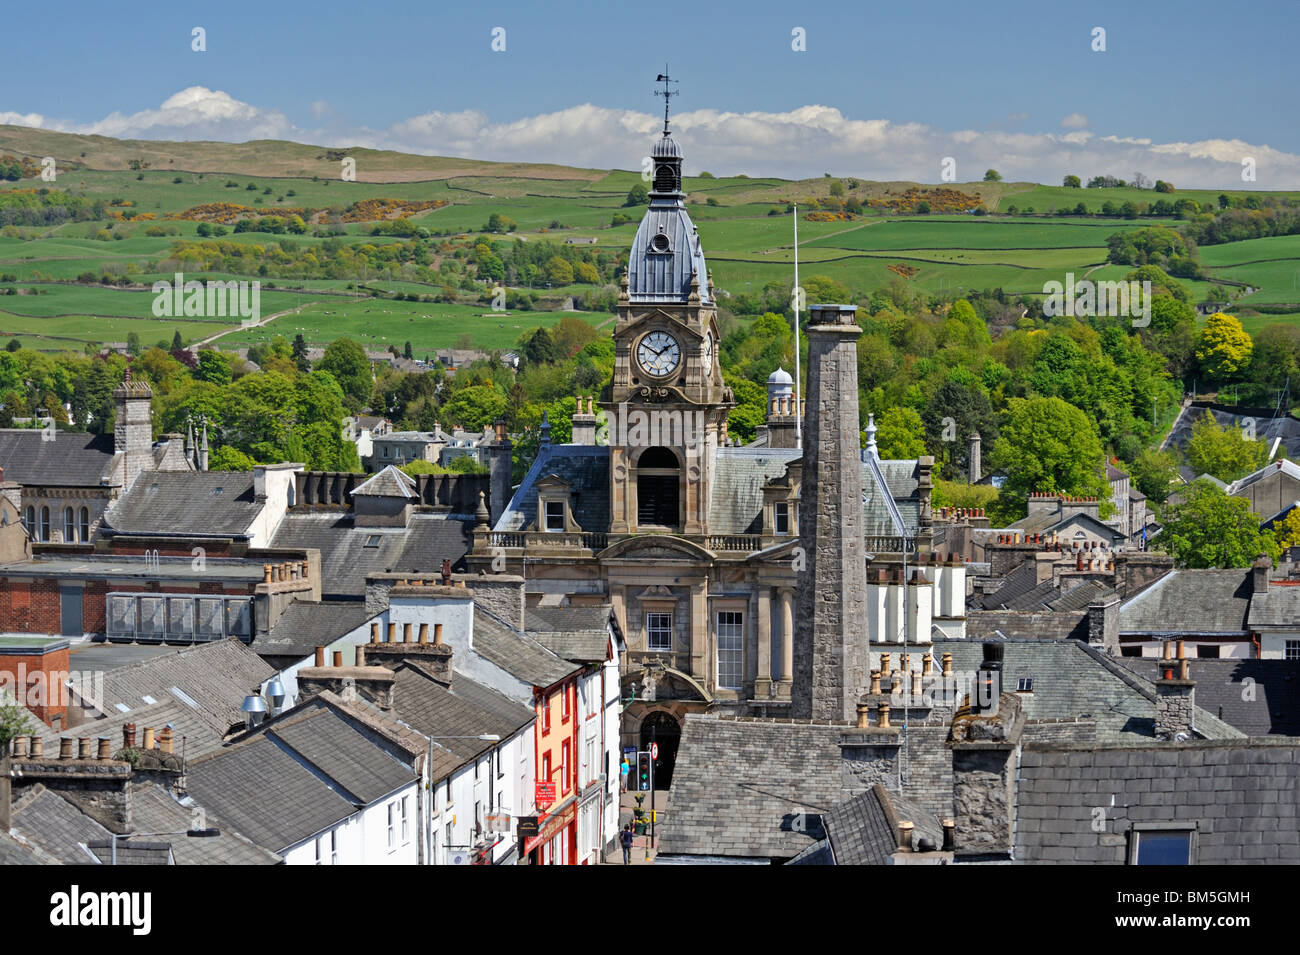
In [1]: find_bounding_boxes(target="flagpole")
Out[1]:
[793,203,802,449]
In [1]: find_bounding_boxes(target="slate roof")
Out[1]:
[39,697,231,759]
[495,444,609,533]
[84,840,173,864]
[0,830,56,865]
[1008,509,1123,543]
[9,785,113,864]
[129,784,280,864]
[657,716,861,860]
[1245,580,1300,628]
[978,562,1039,610]
[0,430,119,487]
[1119,569,1252,635]
[474,608,579,689]
[1167,404,1300,463]
[525,604,613,663]
[1047,579,1117,612]
[498,443,921,542]
[388,663,534,780]
[1113,658,1300,736]
[821,783,945,865]
[351,465,417,499]
[935,639,1243,742]
[101,471,261,537]
[1014,740,1300,864]
[979,568,1116,613]
[186,701,417,852]
[253,600,374,658]
[271,511,474,598]
[76,638,274,729]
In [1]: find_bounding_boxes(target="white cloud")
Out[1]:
[6,88,1299,189]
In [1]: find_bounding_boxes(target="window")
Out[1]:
[79,507,89,541]
[716,611,743,690]
[64,507,75,542]
[1120,646,1142,657]
[388,802,398,851]
[383,446,390,457]
[431,828,439,866]
[39,506,50,542]
[561,741,571,794]
[445,822,453,857]
[562,685,570,722]
[1196,644,1220,658]
[774,502,790,535]
[1017,677,1034,692]
[544,500,565,532]
[474,800,482,836]
[636,447,679,527]
[401,796,410,845]
[1286,640,1300,661]
[647,612,673,652]
[542,698,551,734]
[23,506,34,534]
[542,753,551,792]
[315,836,324,865]
[330,829,338,864]
[1129,825,1196,865]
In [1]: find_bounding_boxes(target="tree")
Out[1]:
[1195,312,1253,383]
[318,337,372,410]
[828,180,844,197]
[1274,507,1300,551]
[1063,175,1082,189]
[1127,447,1180,504]
[441,385,506,432]
[1183,411,1269,482]
[195,349,233,386]
[292,334,311,373]
[990,396,1109,502]
[983,169,1002,182]
[1160,480,1278,568]
[544,256,574,286]
[922,380,997,477]
[208,445,256,470]
[403,341,413,360]
[872,407,926,458]
[171,330,184,351]
[519,327,561,366]
[126,331,141,356]
[624,183,649,207]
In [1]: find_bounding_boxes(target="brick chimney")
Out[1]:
[296,649,397,710]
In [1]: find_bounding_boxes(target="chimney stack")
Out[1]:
[968,432,982,483]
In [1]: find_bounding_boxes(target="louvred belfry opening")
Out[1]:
[636,447,680,528]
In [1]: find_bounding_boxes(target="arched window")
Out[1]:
[64,507,75,542]
[39,506,50,542]
[79,507,90,541]
[636,446,680,528]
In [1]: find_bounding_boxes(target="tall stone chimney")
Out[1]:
[1252,555,1270,595]
[792,304,868,722]
[487,418,512,526]
[1154,641,1195,741]
[113,368,154,488]
[968,432,982,483]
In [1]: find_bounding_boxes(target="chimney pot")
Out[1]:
[97,738,112,760]
[434,622,444,645]
[856,700,871,729]
[922,653,933,677]
[30,737,43,758]
[370,622,380,643]
[77,738,92,760]
[878,703,891,729]
[388,622,397,643]
[315,647,325,667]
[158,727,173,755]
[59,738,75,760]
[12,736,28,758]
[419,623,429,644]
[332,651,343,668]
[143,727,155,750]
[941,652,953,677]
[123,723,136,749]
[263,564,273,583]
[880,653,891,677]
[1178,658,1190,680]
[355,645,367,667]
[897,820,914,852]
[403,622,413,643]
[942,819,955,852]
[1176,639,1186,660]
[869,670,882,695]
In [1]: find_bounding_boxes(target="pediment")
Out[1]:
[599,534,713,562]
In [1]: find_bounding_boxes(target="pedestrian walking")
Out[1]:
[620,824,634,864]
[620,756,630,793]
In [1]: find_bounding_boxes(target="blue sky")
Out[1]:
[3,0,1297,186]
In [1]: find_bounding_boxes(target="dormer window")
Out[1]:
[774,502,790,535]
[544,500,566,532]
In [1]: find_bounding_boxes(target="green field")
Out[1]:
[2,125,1300,352]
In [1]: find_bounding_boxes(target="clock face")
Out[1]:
[702,334,714,376]
[637,331,681,377]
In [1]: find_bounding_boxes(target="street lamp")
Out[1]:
[109,827,219,865]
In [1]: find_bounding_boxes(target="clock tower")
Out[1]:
[602,92,733,536]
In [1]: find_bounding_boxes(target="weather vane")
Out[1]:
[653,66,678,136]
